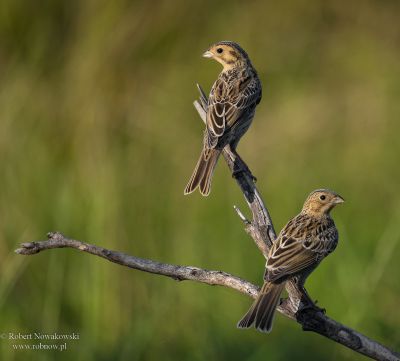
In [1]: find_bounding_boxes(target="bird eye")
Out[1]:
[320,195,326,200]
[216,48,223,54]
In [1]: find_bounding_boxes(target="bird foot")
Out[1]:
[232,167,257,183]
[299,300,326,314]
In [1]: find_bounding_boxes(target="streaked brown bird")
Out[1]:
[238,189,344,332]
[184,41,262,196]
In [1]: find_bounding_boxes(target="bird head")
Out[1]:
[301,189,344,217]
[202,41,251,71]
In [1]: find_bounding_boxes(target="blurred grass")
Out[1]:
[0,0,399,360]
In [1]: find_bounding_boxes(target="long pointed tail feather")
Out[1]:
[184,149,220,197]
[237,282,284,333]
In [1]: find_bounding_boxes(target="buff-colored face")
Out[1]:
[202,43,247,70]
[302,189,344,215]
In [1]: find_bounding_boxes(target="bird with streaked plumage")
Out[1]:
[238,189,344,333]
[184,41,262,196]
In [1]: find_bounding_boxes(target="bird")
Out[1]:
[184,41,262,196]
[237,189,344,333]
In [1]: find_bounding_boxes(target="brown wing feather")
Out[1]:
[206,71,261,147]
[265,214,337,283]
[266,237,318,282]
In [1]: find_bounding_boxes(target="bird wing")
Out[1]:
[265,237,315,282]
[264,215,336,283]
[206,72,261,147]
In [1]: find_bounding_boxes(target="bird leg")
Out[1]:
[296,284,326,314]
[285,276,326,315]
[224,146,257,182]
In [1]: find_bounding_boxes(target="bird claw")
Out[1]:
[232,168,257,183]
[300,301,326,314]
[313,299,326,313]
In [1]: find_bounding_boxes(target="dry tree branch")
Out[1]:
[15,232,259,298]
[15,232,399,361]
[14,85,400,361]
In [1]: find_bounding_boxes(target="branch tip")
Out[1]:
[14,248,24,255]
[15,242,40,255]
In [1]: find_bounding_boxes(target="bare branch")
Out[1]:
[13,85,400,361]
[16,232,259,298]
[15,232,399,361]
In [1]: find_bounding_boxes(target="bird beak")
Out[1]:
[202,50,213,58]
[334,195,345,204]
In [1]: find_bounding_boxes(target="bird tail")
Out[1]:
[184,148,220,197]
[237,281,284,333]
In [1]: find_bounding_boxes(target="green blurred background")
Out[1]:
[0,0,399,360]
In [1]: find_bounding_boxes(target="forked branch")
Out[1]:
[14,85,399,361]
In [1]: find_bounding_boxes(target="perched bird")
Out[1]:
[184,41,262,196]
[238,189,344,332]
